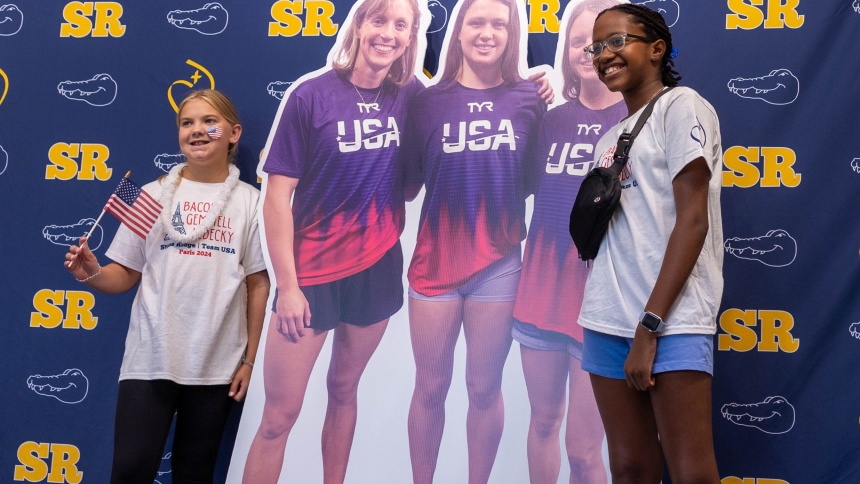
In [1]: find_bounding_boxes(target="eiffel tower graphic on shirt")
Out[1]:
[172,203,187,235]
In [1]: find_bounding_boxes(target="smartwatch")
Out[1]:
[639,311,665,333]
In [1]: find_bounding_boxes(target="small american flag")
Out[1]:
[104,177,162,239]
[207,126,223,139]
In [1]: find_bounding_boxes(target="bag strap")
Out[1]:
[609,87,674,175]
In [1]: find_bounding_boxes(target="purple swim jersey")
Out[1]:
[265,70,424,285]
[403,81,545,296]
[513,98,626,340]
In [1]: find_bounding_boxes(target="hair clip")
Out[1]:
[669,48,678,60]
[207,126,223,140]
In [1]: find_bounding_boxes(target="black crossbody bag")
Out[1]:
[569,87,673,261]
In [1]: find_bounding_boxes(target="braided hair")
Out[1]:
[597,4,681,87]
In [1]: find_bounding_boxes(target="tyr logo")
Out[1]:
[577,124,601,135]
[468,101,493,113]
[357,102,380,113]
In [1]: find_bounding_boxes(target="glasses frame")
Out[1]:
[584,33,655,60]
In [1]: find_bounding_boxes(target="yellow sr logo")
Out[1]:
[60,2,125,37]
[722,479,789,484]
[726,0,804,29]
[718,309,799,353]
[30,290,98,330]
[526,0,560,34]
[722,146,800,188]
[14,442,82,484]
[269,0,339,36]
[45,143,112,181]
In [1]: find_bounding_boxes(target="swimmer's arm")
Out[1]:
[65,238,141,294]
[625,157,711,391]
[230,269,270,401]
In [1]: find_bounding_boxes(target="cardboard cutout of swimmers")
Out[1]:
[230,0,620,481]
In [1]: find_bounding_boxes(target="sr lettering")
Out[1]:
[60,1,125,37]
[722,478,789,484]
[527,0,560,33]
[269,0,338,36]
[718,309,799,353]
[14,442,82,483]
[726,0,804,29]
[722,146,800,188]
[46,143,112,181]
[30,290,98,330]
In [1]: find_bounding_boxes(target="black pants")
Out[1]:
[110,379,233,484]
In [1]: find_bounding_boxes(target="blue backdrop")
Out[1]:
[2,1,859,483]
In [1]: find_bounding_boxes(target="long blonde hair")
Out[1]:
[176,89,240,161]
[332,0,422,87]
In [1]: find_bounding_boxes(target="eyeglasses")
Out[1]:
[583,33,654,60]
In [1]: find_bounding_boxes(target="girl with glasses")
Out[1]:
[578,4,723,483]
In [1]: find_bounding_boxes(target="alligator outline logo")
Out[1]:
[154,452,172,484]
[0,144,7,176]
[721,396,795,434]
[0,66,8,106]
[851,158,860,173]
[27,369,89,404]
[727,69,799,105]
[850,322,860,340]
[632,0,679,27]
[57,73,117,107]
[0,4,23,36]
[167,2,228,35]
[724,229,796,267]
[154,153,186,172]
[427,0,448,33]
[42,218,104,251]
[267,81,293,100]
[168,59,215,113]
[854,0,860,14]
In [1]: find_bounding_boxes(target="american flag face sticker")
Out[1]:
[207,126,223,140]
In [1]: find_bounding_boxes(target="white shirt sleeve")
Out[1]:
[663,90,716,180]
[105,222,147,272]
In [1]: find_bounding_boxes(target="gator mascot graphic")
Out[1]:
[854,0,860,14]
[155,452,172,484]
[724,229,797,267]
[42,218,104,250]
[267,81,292,101]
[851,158,860,173]
[428,0,448,33]
[850,322,860,340]
[0,4,23,36]
[154,153,185,172]
[721,396,795,434]
[57,73,118,107]
[27,369,89,404]
[0,144,7,176]
[727,69,799,105]
[167,2,228,35]
[633,0,679,27]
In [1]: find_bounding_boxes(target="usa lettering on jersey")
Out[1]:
[442,119,516,153]
[337,117,400,153]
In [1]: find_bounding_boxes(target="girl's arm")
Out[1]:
[229,269,270,401]
[624,157,711,391]
[65,237,141,293]
[263,174,311,343]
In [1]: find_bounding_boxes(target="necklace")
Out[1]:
[159,162,239,243]
[352,81,383,109]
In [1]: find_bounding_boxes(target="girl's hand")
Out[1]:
[624,324,658,391]
[528,71,555,105]
[229,363,252,402]
[274,286,311,343]
[65,237,99,281]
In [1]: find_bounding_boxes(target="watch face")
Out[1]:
[641,313,661,331]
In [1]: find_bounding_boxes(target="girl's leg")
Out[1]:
[321,319,390,484]
[520,345,569,484]
[242,322,328,484]
[462,299,515,484]
[408,297,464,484]
[650,371,720,484]
[566,357,607,484]
[110,380,179,484]
[171,384,233,483]
[589,374,663,484]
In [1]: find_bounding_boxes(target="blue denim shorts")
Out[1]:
[408,250,521,302]
[581,328,713,380]
[512,319,583,360]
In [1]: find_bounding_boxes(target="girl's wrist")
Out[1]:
[76,265,101,283]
